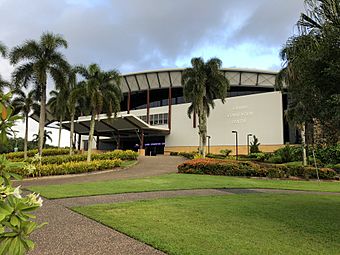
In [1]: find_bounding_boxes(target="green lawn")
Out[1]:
[28,173,340,199]
[74,194,340,255]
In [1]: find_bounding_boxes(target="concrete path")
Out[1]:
[20,155,186,187]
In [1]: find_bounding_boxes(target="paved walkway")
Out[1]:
[20,155,186,187]
[22,156,340,255]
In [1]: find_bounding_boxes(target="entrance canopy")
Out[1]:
[59,114,170,137]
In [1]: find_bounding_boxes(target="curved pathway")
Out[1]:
[20,155,186,187]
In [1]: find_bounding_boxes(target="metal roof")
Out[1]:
[120,68,279,93]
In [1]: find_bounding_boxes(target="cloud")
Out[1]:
[0,0,304,75]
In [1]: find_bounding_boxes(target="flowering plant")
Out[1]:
[0,155,45,254]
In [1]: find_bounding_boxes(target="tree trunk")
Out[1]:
[301,122,307,166]
[58,116,62,148]
[200,109,207,158]
[197,106,207,158]
[38,83,46,156]
[69,111,75,155]
[87,112,96,162]
[24,112,28,160]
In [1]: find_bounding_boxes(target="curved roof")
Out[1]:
[120,68,279,94]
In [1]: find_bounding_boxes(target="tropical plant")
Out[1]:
[10,32,70,156]
[182,57,229,157]
[250,135,261,153]
[48,89,68,148]
[0,92,22,144]
[76,63,122,161]
[276,0,340,163]
[12,90,39,159]
[32,130,53,148]
[0,155,45,255]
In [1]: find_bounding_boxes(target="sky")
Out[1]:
[0,0,305,147]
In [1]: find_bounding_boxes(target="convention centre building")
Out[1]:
[57,68,295,155]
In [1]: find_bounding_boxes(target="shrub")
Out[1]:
[170,152,179,156]
[250,135,261,153]
[4,148,76,160]
[178,158,336,179]
[268,145,303,163]
[14,150,138,165]
[93,150,138,161]
[206,153,228,159]
[220,149,232,156]
[325,163,340,174]
[177,152,196,159]
[315,144,340,165]
[13,159,122,177]
[247,153,270,162]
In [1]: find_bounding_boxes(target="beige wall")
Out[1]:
[166,91,284,148]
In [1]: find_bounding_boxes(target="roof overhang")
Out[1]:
[59,113,169,137]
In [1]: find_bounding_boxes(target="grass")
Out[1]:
[120,160,138,168]
[74,194,340,255]
[28,173,340,199]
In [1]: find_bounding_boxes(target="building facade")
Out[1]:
[61,68,296,155]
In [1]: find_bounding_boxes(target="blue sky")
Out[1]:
[0,0,305,146]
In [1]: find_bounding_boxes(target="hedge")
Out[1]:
[13,159,122,177]
[178,158,336,179]
[4,148,77,159]
[13,150,138,164]
[170,151,196,159]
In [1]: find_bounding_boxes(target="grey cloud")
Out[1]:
[0,0,305,75]
[231,0,305,47]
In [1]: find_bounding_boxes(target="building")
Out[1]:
[57,68,296,155]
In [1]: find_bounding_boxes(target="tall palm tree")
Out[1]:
[182,57,229,157]
[66,68,82,155]
[276,0,340,163]
[10,32,70,156]
[48,89,68,148]
[76,64,122,161]
[0,41,10,92]
[12,90,39,159]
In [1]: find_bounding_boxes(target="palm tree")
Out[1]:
[275,0,340,164]
[32,130,52,148]
[66,68,82,155]
[48,89,68,148]
[182,57,229,157]
[76,64,122,161]
[0,41,6,57]
[10,32,70,156]
[12,90,39,159]
[0,41,10,92]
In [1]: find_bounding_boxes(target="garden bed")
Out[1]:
[12,159,123,177]
[178,158,336,179]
